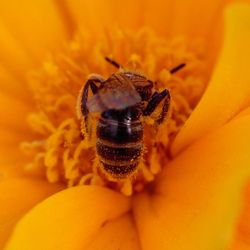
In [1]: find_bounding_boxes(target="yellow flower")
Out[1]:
[0,0,250,249]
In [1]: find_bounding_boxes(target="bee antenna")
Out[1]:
[105,57,122,69]
[170,63,186,74]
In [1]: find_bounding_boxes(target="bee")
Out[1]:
[77,57,185,180]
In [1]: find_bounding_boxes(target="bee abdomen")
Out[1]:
[96,117,143,178]
[102,162,139,178]
[97,139,142,160]
[96,139,143,178]
[97,118,143,144]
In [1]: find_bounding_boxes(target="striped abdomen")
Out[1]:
[96,117,143,179]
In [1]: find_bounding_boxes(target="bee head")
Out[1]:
[123,71,153,101]
[134,80,153,101]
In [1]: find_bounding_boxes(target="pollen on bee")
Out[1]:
[21,28,207,196]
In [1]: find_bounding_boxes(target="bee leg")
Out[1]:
[88,74,106,93]
[143,89,170,124]
[156,91,171,124]
[89,81,99,94]
[80,75,105,135]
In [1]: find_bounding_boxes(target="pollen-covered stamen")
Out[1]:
[21,28,207,195]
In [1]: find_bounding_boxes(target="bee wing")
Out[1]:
[87,87,141,112]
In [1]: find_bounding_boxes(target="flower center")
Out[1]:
[21,28,207,196]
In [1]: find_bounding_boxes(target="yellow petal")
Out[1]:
[0,178,62,248]
[85,214,140,250]
[173,3,250,155]
[5,186,131,250]
[0,0,69,63]
[133,114,250,250]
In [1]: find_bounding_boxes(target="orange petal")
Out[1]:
[230,241,250,250]
[0,92,31,133]
[0,64,34,134]
[0,178,62,248]
[172,3,250,155]
[0,0,69,63]
[233,107,250,120]
[0,95,31,178]
[229,180,250,250]
[64,0,143,35]
[133,114,250,250]
[143,0,226,37]
[66,0,227,37]
[0,21,33,78]
[229,107,250,250]
[5,186,131,250]
[0,122,35,179]
[0,148,26,179]
[0,55,35,177]
[85,214,140,250]
[0,58,31,134]
[0,64,32,103]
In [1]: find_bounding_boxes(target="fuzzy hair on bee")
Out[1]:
[77,57,185,181]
